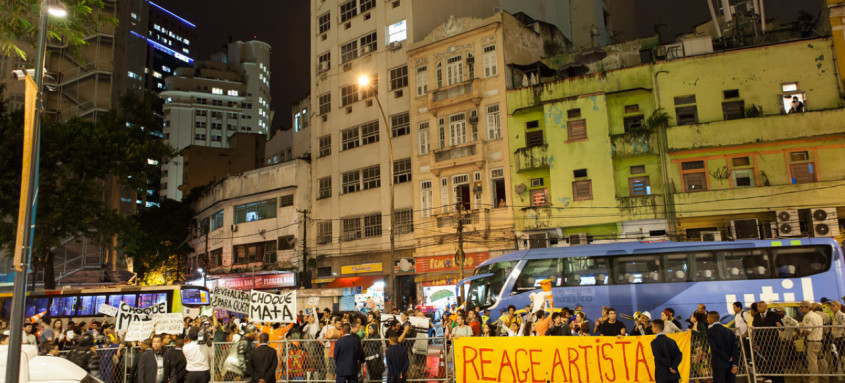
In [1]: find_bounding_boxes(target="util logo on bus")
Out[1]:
[724,277,815,314]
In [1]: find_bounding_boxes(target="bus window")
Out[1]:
[94,295,107,311]
[78,296,95,316]
[693,252,717,281]
[719,249,770,280]
[50,296,76,316]
[664,253,689,282]
[138,294,154,308]
[2,300,11,319]
[773,246,831,278]
[513,258,562,292]
[565,257,611,286]
[615,255,661,284]
[121,294,137,307]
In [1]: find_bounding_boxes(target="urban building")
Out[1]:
[506,35,845,248]
[179,132,267,197]
[188,158,311,290]
[264,95,311,165]
[406,11,566,305]
[160,39,272,201]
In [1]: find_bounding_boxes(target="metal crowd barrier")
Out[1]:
[749,325,845,381]
[686,331,752,383]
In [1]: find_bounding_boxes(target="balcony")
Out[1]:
[667,108,845,151]
[611,133,658,157]
[616,195,665,220]
[514,145,549,172]
[429,79,481,111]
[430,142,483,172]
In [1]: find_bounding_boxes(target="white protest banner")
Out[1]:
[117,302,167,331]
[183,307,200,318]
[307,297,320,306]
[530,291,547,313]
[153,313,184,335]
[249,290,296,323]
[379,313,429,330]
[212,286,250,315]
[124,320,155,342]
[98,304,119,317]
[408,316,430,329]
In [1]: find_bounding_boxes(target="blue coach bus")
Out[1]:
[459,238,845,323]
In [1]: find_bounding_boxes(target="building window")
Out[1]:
[342,170,361,194]
[625,104,640,113]
[359,120,379,145]
[280,194,294,207]
[318,52,331,72]
[486,104,500,139]
[317,221,332,245]
[391,112,410,137]
[438,117,446,149]
[395,208,413,234]
[196,109,207,116]
[449,113,466,146]
[630,165,646,174]
[340,0,357,22]
[360,32,377,55]
[318,177,332,199]
[341,127,360,151]
[674,95,698,125]
[212,88,223,95]
[681,160,707,192]
[415,66,428,96]
[319,93,331,115]
[567,119,587,141]
[234,199,277,224]
[360,0,375,12]
[446,55,463,86]
[572,180,593,201]
[341,84,359,106]
[482,44,497,77]
[491,168,506,208]
[362,165,380,190]
[318,135,331,157]
[530,188,548,207]
[525,130,543,148]
[731,156,754,187]
[278,235,296,250]
[435,62,443,89]
[394,158,411,183]
[420,180,433,218]
[629,177,650,196]
[789,150,815,184]
[387,19,407,43]
[623,115,645,132]
[194,133,206,140]
[389,65,408,90]
[341,40,359,63]
[318,12,331,34]
[722,100,745,120]
[210,210,224,231]
[418,121,430,154]
[210,135,222,142]
[342,217,362,241]
[364,214,382,237]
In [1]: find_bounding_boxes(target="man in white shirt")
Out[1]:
[831,301,845,369]
[800,301,827,383]
[732,302,747,338]
[183,328,212,383]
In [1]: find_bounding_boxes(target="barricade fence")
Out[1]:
[749,325,845,379]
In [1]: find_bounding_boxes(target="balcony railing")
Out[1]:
[434,143,476,162]
[429,79,480,111]
[432,81,473,102]
[611,133,658,157]
[514,145,549,172]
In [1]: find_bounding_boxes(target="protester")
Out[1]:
[334,323,364,383]
[631,312,653,336]
[593,306,610,335]
[251,333,277,383]
[237,325,257,381]
[650,320,682,383]
[65,333,101,379]
[546,313,571,336]
[164,336,187,383]
[597,308,626,337]
[386,332,409,383]
[450,315,473,339]
[22,323,37,345]
[320,316,342,381]
[660,310,682,334]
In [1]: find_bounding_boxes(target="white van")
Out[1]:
[0,345,101,383]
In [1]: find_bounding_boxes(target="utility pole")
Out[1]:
[456,204,466,304]
[298,209,311,288]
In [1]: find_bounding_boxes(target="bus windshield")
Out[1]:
[465,260,517,310]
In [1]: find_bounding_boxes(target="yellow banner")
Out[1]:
[13,74,38,272]
[341,262,382,274]
[454,332,692,383]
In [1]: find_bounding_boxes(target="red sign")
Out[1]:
[215,272,296,290]
[415,252,489,273]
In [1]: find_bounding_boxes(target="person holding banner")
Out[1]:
[650,320,683,383]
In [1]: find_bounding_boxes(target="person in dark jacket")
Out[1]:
[238,325,258,380]
[650,320,682,383]
[137,336,166,383]
[333,323,364,383]
[385,333,409,383]
[545,313,572,336]
[706,311,739,383]
[250,333,277,383]
[164,336,187,383]
[65,333,101,379]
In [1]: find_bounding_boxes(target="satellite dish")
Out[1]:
[515,184,526,194]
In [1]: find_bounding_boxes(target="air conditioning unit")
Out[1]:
[760,222,779,239]
[776,209,800,237]
[389,41,402,51]
[528,233,548,249]
[700,231,722,241]
[811,207,841,237]
[343,63,352,72]
[231,224,238,232]
[318,62,328,72]
[362,46,371,54]
[569,233,587,246]
[730,218,760,240]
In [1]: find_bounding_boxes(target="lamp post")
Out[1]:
[7,1,66,382]
[357,74,397,310]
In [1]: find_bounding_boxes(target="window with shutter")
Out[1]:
[567,119,587,141]
[572,180,593,201]
[525,130,544,148]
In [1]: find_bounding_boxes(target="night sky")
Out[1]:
[155,0,822,133]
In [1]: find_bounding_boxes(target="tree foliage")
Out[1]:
[122,197,194,285]
[0,91,174,288]
[0,0,117,59]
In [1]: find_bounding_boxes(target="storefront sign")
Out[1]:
[312,278,335,284]
[215,272,296,290]
[395,258,415,273]
[341,262,383,274]
[415,252,489,273]
[420,278,458,287]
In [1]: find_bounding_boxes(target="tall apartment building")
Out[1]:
[307,0,604,309]
[160,40,272,201]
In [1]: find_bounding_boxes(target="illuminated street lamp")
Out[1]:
[357,74,397,309]
[7,1,66,382]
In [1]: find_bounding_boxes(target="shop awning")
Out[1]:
[324,275,385,289]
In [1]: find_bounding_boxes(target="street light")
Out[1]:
[7,1,65,383]
[357,74,397,310]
